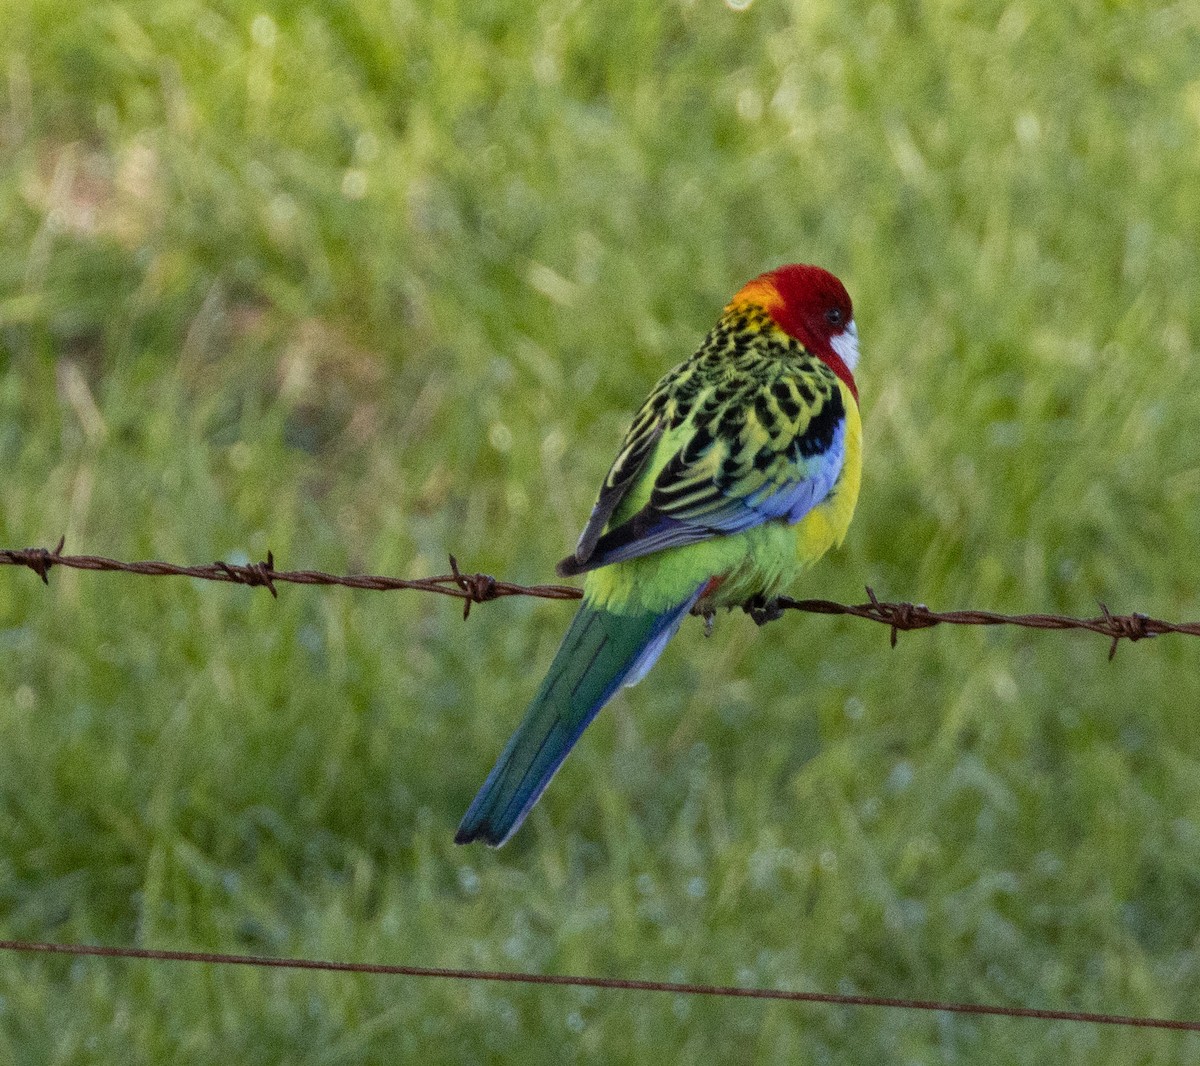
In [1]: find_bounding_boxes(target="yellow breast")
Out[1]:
[793,380,862,566]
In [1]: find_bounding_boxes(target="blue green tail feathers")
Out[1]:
[455,588,702,847]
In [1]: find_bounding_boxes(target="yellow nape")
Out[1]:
[728,277,782,314]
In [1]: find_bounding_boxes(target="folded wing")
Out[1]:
[558,367,848,576]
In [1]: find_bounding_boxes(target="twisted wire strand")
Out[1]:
[2,540,1193,655]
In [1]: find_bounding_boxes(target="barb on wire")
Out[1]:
[0,939,1196,1032]
[0,540,581,608]
[2,539,1197,657]
[774,589,1182,660]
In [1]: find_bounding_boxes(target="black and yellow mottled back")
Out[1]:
[559,302,851,577]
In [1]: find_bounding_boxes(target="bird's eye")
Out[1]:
[825,307,844,327]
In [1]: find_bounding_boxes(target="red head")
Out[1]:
[731,264,859,399]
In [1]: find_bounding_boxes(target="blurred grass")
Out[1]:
[2,0,1200,1060]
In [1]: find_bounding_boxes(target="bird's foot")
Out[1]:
[743,595,784,627]
[693,606,717,637]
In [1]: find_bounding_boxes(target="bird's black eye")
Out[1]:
[825,307,844,327]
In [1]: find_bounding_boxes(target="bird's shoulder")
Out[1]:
[559,322,850,576]
[626,332,847,521]
[654,336,847,479]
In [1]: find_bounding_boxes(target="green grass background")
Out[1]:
[2,0,1200,1060]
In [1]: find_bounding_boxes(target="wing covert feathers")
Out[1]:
[559,311,851,576]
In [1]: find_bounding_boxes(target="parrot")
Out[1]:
[455,264,862,846]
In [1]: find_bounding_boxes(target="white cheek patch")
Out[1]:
[830,319,860,371]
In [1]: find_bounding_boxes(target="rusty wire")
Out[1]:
[2,539,1197,656]
[1,938,1197,1031]
[0,538,579,620]
[1,553,1197,1030]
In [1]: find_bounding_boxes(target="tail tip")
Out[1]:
[555,554,584,578]
[454,815,506,848]
[454,818,482,846]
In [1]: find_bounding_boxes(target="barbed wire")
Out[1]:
[1,938,1196,1032]
[2,539,1197,657]
[0,538,580,619]
[3,549,1196,1032]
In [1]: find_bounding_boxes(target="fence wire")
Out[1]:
[3,540,1197,657]
[1,938,1197,1032]
[3,542,1198,1030]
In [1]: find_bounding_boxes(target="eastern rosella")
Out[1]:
[456,264,862,846]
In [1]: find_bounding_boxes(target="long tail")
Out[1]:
[455,587,703,847]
